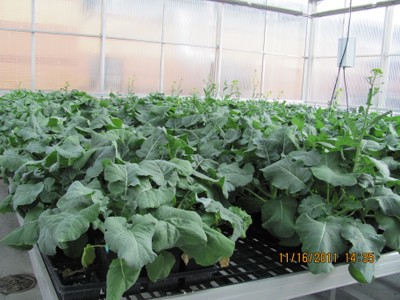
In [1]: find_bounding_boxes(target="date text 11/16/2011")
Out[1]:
[278,252,375,264]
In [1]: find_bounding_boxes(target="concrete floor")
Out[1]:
[0,180,399,300]
[0,182,42,300]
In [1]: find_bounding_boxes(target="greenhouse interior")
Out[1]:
[0,0,400,299]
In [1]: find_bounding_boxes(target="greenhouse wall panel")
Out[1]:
[220,50,263,98]
[0,31,31,90]
[347,9,385,56]
[265,11,307,56]
[106,0,163,42]
[163,45,215,96]
[0,0,31,29]
[35,34,100,92]
[164,0,218,47]
[35,0,101,35]
[105,39,161,94]
[264,55,304,100]
[386,56,400,110]
[222,5,265,52]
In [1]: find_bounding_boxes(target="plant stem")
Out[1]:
[244,187,267,202]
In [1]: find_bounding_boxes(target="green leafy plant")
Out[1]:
[0,73,399,299]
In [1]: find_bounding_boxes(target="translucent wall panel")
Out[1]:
[340,57,381,107]
[264,55,304,100]
[0,31,31,90]
[222,5,265,52]
[164,0,217,47]
[105,40,161,94]
[265,11,307,56]
[35,0,100,34]
[267,0,308,13]
[313,15,344,57]
[308,58,338,104]
[385,56,400,110]
[35,34,100,92]
[106,0,163,41]
[220,50,263,98]
[347,9,385,55]
[0,0,31,29]
[390,6,400,54]
[163,45,215,96]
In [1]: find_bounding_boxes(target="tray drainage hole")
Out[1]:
[247,274,257,280]
[0,273,36,295]
[228,277,239,284]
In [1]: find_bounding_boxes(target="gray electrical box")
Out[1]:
[337,37,356,68]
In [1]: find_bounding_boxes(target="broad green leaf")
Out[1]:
[360,139,385,153]
[252,137,279,164]
[146,251,176,282]
[217,163,254,189]
[0,219,39,249]
[104,215,157,269]
[54,135,84,159]
[61,233,88,258]
[0,194,13,213]
[166,133,195,157]
[136,127,168,160]
[298,195,331,219]
[262,157,311,193]
[311,165,357,187]
[295,214,347,273]
[104,162,141,195]
[381,156,400,171]
[13,182,44,209]
[26,141,46,154]
[170,158,194,176]
[375,212,400,250]
[180,225,235,266]
[366,156,396,183]
[81,244,96,267]
[57,181,106,212]
[289,150,322,167]
[341,219,385,283]
[197,197,250,241]
[365,186,400,216]
[86,145,116,178]
[106,258,141,300]
[152,206,207,251]
[198,138,224,159]
[38,204,100,255]
[138,160,179,187]
[135,187,175,210]
[72,148,97,170]
[261,197,297,239]
[0,150,29,171]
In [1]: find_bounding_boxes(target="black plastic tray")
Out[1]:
[42,249,217,300]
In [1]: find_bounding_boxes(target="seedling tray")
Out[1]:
[41,249,217,300]
[41,221,314,300]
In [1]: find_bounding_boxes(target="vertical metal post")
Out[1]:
[214,3,223,98]
[31,0,36,90]
[99,0,106,94]
[159,0,166,93]
[302,2,316,103]
[378,6,394,110]
[260,9,268,98]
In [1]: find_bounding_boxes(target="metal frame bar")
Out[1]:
[204,0,305,16]
[99,0,106,94]
[311,0,400,18]
[31,0,36,90]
